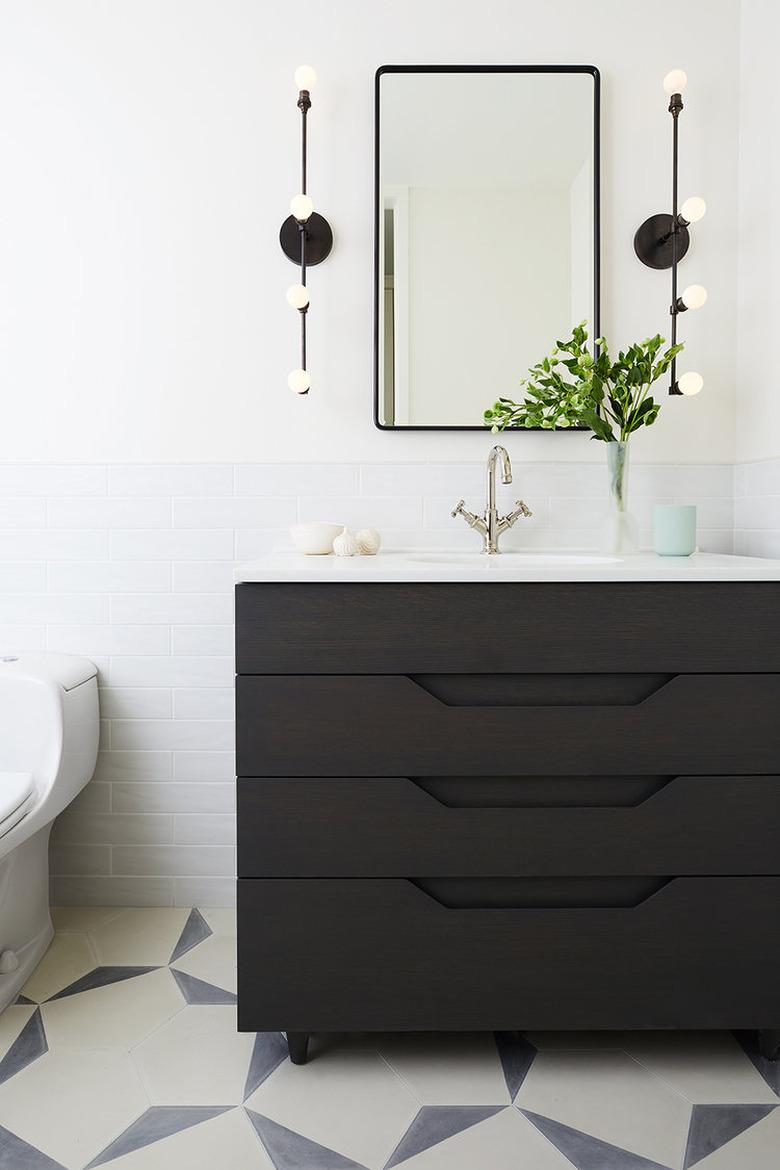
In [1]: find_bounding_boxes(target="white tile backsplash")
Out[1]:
[734,457,780,559]
[0,458,772,906]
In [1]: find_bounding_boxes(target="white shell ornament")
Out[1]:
[356,527,381,556]
[332,527,359,557]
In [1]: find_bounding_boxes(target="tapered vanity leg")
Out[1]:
[287,1031,310,1065]
[758,1029,780,1062]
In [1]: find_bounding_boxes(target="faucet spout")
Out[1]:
[451,444,531,554]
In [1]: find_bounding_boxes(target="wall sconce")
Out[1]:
[634,69,706,396]
[280,65,333,395]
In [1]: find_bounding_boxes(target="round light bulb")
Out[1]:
[678,371,704,397]
[289,193,314,222]
[288,368,311,394]
[663,69,688,96]
[680,195,706,224]
[681,284,708,311]
[286,283,310,309]
[294,65,317,91]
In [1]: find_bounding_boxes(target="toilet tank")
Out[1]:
[0,654,99,817]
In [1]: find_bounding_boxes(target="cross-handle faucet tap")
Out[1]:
[451,445,533,554]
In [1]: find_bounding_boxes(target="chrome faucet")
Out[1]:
[451,445,532,554]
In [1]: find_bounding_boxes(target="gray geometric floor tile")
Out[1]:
[384,1105,505,1168]
[733,1032,780,1097]
[494,1032,536,1099]
[47,966,158,1001]
[245,1109,368,1170]
[683,1104,776,1168]
[0,1009,48,1086]
[170,968,237,1005]
[14,995,36,1006]
[243,1033,289,1100]
[0,1126,67,1169]
[170,909,213,963]
[84,1105,232,1167]
[520,1110,673,1170]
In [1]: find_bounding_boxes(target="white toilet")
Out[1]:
[0,654,99,1011]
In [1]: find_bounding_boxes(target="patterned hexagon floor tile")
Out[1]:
[622,1030,779,1104]
[0,1048,149,1169]
[42,968,183,1051]
[515,1049,692,1168]
[245,1041,419,1169]
[692,1106,780,1169]
[397,1105,574,1170]
[21,933,98,1003]
[0,1006,47,1085]
[170,933,236,994]
[376,1032,512,1106]
[87,1106,273,1169]
[88,910,190,966]
[132,1004,254,1106]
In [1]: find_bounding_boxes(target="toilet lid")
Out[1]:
[0,772,35,838]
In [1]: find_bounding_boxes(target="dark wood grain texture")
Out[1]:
[237,775,780,877]
[237,877,780,1032]
[235,579,780,1042]
[236,582,780,674]
[236,673,780,776]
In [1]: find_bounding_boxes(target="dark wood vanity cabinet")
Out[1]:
[235,581,780,1064]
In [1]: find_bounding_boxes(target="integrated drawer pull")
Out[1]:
[237,674,780,775]
[410,876,672,910]
[410,776,675,809]
[409,673,676,708]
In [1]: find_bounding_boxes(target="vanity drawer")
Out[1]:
[237,877,780,1032]
[237,775,780,877]
[236,673,780,776]
[236,582,780,674]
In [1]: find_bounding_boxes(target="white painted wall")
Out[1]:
[736,0,780,462]
[0,0,739,464]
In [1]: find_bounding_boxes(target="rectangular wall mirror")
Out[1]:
[374,66,600,430]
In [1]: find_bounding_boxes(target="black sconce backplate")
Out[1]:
[634,213,690,270]
[279,213,334,266]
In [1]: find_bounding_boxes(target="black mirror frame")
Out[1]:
[373,64,601,431]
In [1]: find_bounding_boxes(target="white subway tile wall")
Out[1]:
[0,460,766,907]
[734,457,780,558]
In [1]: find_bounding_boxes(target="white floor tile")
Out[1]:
[21,931,98,1002]
[94,1106,273,1169]
[377,1032,511,1105]
[402,1106,572,1170]
[132,1004,254,1106]
[623,1030,779,1104]
[515,1049,692,1169]
[89,908,190,965]
[42,968,184,1051]
[246,1042,419,1169]
[171,934,236,993]
[0,1048,149,1169]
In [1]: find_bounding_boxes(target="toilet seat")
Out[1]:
[0,772,35,839]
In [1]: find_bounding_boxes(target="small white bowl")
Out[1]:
[290,522,343,555]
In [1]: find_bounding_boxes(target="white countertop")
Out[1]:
[234,550,780,584]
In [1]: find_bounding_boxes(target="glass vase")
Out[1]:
[602,440,639,555]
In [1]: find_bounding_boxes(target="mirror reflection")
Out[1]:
[375,67,599,429]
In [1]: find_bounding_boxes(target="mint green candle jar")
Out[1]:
[653,505,697,557]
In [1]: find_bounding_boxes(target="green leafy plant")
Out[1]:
[484,323,683,441]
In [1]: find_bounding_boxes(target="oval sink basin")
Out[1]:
[408,552,622,567]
